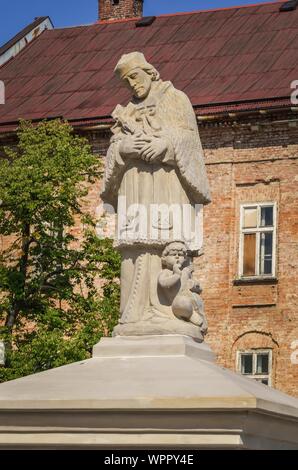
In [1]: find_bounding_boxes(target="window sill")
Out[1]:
[233,277,278,286]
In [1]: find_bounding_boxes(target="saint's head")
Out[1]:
[115,52,160,100]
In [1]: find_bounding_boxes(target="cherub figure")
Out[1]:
[158,241,208,335]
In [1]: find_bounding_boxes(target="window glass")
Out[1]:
[241,354,253,374]
[260,206,273,227]
[261,378,269,385]
[243,233,256,276]
[256,353,269,374]
[244,207,257,228]
[260,232,273,275]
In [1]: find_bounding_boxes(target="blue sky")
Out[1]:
[0,0,275,46]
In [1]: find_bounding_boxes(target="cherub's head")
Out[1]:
[115,52,160,100]
[161,241,188,270]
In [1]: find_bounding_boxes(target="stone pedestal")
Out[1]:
[0,335,297,449]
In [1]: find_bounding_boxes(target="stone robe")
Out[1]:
[101,80,210,328]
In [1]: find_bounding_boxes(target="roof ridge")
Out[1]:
[156,1,284,18]
[90,1,284,25]
[19,1,284,33]
[53,24,95,31]
[96,17,141,25]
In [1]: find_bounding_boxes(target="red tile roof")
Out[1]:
[0,1,297,132]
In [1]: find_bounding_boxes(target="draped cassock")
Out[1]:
[101,80,211,326]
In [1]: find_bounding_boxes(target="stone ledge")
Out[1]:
[0,335,297,449]
[93,335,215,362]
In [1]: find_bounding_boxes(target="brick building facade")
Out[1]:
[199,113,298,397]
[0,0,297,396]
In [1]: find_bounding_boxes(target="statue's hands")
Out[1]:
[173,262,182,275]
[119,135,142,157]
[135,136,168,162]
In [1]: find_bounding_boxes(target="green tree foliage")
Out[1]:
[0,120,120,382]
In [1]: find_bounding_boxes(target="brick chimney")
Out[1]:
[99,0,144,21]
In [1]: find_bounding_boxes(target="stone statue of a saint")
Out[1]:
[102,52,211,341]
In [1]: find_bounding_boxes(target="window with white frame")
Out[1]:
[237,350,272,386]
[239,203,277,278]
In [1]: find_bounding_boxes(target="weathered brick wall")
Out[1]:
[196,115,298,397]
